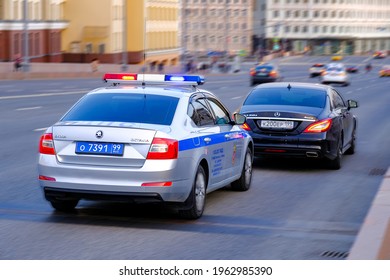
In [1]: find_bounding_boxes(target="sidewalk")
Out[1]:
[0,62,182,80]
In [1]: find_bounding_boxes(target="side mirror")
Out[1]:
[233,113,246,125]
[348,99,358,109]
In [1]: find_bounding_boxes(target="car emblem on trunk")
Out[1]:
[274,112,281,117]
[96,130,103,139]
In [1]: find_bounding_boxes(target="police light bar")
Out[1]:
[103,73,205,85]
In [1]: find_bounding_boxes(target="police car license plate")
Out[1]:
[261,120,294,129]
[75,142,124,156]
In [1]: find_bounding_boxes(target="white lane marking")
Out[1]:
[33,127,48,132]
[231,96,243,100]
[16,106,42,111]
[0,90,86,100]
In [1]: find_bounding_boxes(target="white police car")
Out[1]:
[38,73,253,219]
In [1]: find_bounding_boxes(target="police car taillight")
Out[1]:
[103,73,205,85]
[147,138,178,160]
[39,133,56,155]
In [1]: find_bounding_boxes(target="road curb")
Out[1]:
[348,167,390,259]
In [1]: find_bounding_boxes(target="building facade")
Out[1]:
[0,0,68,63]
[254,0,390,55]
[62,0,180,66]
[181,0,253,57]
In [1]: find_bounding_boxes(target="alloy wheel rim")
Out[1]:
[195,172,206,212]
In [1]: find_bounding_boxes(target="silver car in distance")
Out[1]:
[38,73,254,219]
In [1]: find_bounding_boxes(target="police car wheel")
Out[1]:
[178,165,206,219]
[49,199,78,212]
[231,149,252,191]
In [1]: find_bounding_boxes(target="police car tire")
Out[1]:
[231,149,252,191]
[178,165,206,219]
[50,199,78,212]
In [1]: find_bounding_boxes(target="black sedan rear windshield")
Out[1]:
[61,93,179,125]
[244,88,326,108]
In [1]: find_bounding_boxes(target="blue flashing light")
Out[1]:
[165,75,205,85]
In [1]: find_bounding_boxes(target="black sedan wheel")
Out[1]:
[231,148,253,191]
[327,135,343,170]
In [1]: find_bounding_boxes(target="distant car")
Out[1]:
[249,63,282,86]
[331,55,343,61]
[38,73,254,219]
[373,51,386,59]
[309,63,326,77]
[320,63,350,86]
[346,65,359,73]
[238,82,358,170]
[379,65,390,77]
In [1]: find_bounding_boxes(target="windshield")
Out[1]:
[244,87,326,108]
[61,93,179,125]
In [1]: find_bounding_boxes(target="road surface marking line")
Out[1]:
[16,106,42,111]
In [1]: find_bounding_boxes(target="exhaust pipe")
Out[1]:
[306,152,319,158]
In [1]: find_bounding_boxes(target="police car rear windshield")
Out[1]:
[244,88,326,108]
[61,93,179,125]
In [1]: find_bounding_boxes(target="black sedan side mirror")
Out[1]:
[348,99,358,109]
[232,113,246,125]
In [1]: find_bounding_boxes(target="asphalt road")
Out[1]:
[0,55,389,259]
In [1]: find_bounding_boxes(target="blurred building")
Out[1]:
[253,0,390,55]
[181,0,253,58]
[0,0,68,62]
[62,0,180,66]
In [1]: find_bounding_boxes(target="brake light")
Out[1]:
[269,70,278,78]
[241,122,251,131]
[250,68,256,76]
[146,138,178,159]
[304,119,332,133]
[39,133,56,155]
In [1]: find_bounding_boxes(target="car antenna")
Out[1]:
[141,3,147,87]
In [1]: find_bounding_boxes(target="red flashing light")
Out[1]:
[304,118,332,133]
[103,73,138,81]
[39,133,56,155]
[146,138,178,160]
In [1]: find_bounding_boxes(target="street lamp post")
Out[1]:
[23,0,30,72]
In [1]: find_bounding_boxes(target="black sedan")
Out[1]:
[249,63,282,86]
[238,82,358,169]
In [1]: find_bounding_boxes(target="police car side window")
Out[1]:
[188,99,214,126]
[207,98,231,125]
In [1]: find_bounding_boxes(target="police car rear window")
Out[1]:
[61,93,179,125]
[244,88,326,108]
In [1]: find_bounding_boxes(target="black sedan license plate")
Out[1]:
[261,120,294,129]
[75,142,124,156]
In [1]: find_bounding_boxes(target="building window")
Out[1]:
[85,43,93,53]
[99,44,105,54]
[274,10,279,17]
